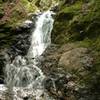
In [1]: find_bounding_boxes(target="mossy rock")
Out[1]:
[52,0,100,44]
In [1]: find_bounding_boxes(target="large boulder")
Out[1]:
[59,47,94,71]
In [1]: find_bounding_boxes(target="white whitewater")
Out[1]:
[28,11,54,58]
[3,11,55,100]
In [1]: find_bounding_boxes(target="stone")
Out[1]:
[59,47,94,71]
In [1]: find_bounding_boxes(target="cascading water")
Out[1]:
[3,10,55,100]
[28,11,54,58]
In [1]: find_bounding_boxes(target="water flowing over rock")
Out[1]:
[1,10,55,100]
[28,11,54,58]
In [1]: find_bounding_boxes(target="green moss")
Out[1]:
[61,1,83,14]
[21,0,37,12]
[0,0,37,28]
[52,0,100,44]
[0,33,7,38]
[77,38,92,48]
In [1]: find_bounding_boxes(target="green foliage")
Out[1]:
[61,1,82,14]
[52,0,100,44]
[0,0,37,27]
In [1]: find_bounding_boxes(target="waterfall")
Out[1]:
[28,11,54,58]
[4,11,55,100]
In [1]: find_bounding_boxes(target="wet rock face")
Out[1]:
[0,49,8,84]
[35,0,52,10]
[0,55,5,84]
[35,0,58,11]
[7,33,30,59]
[59,47,94,71]
[40,44,60,75]
[50,5,59,12]
[6,20,36,60]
